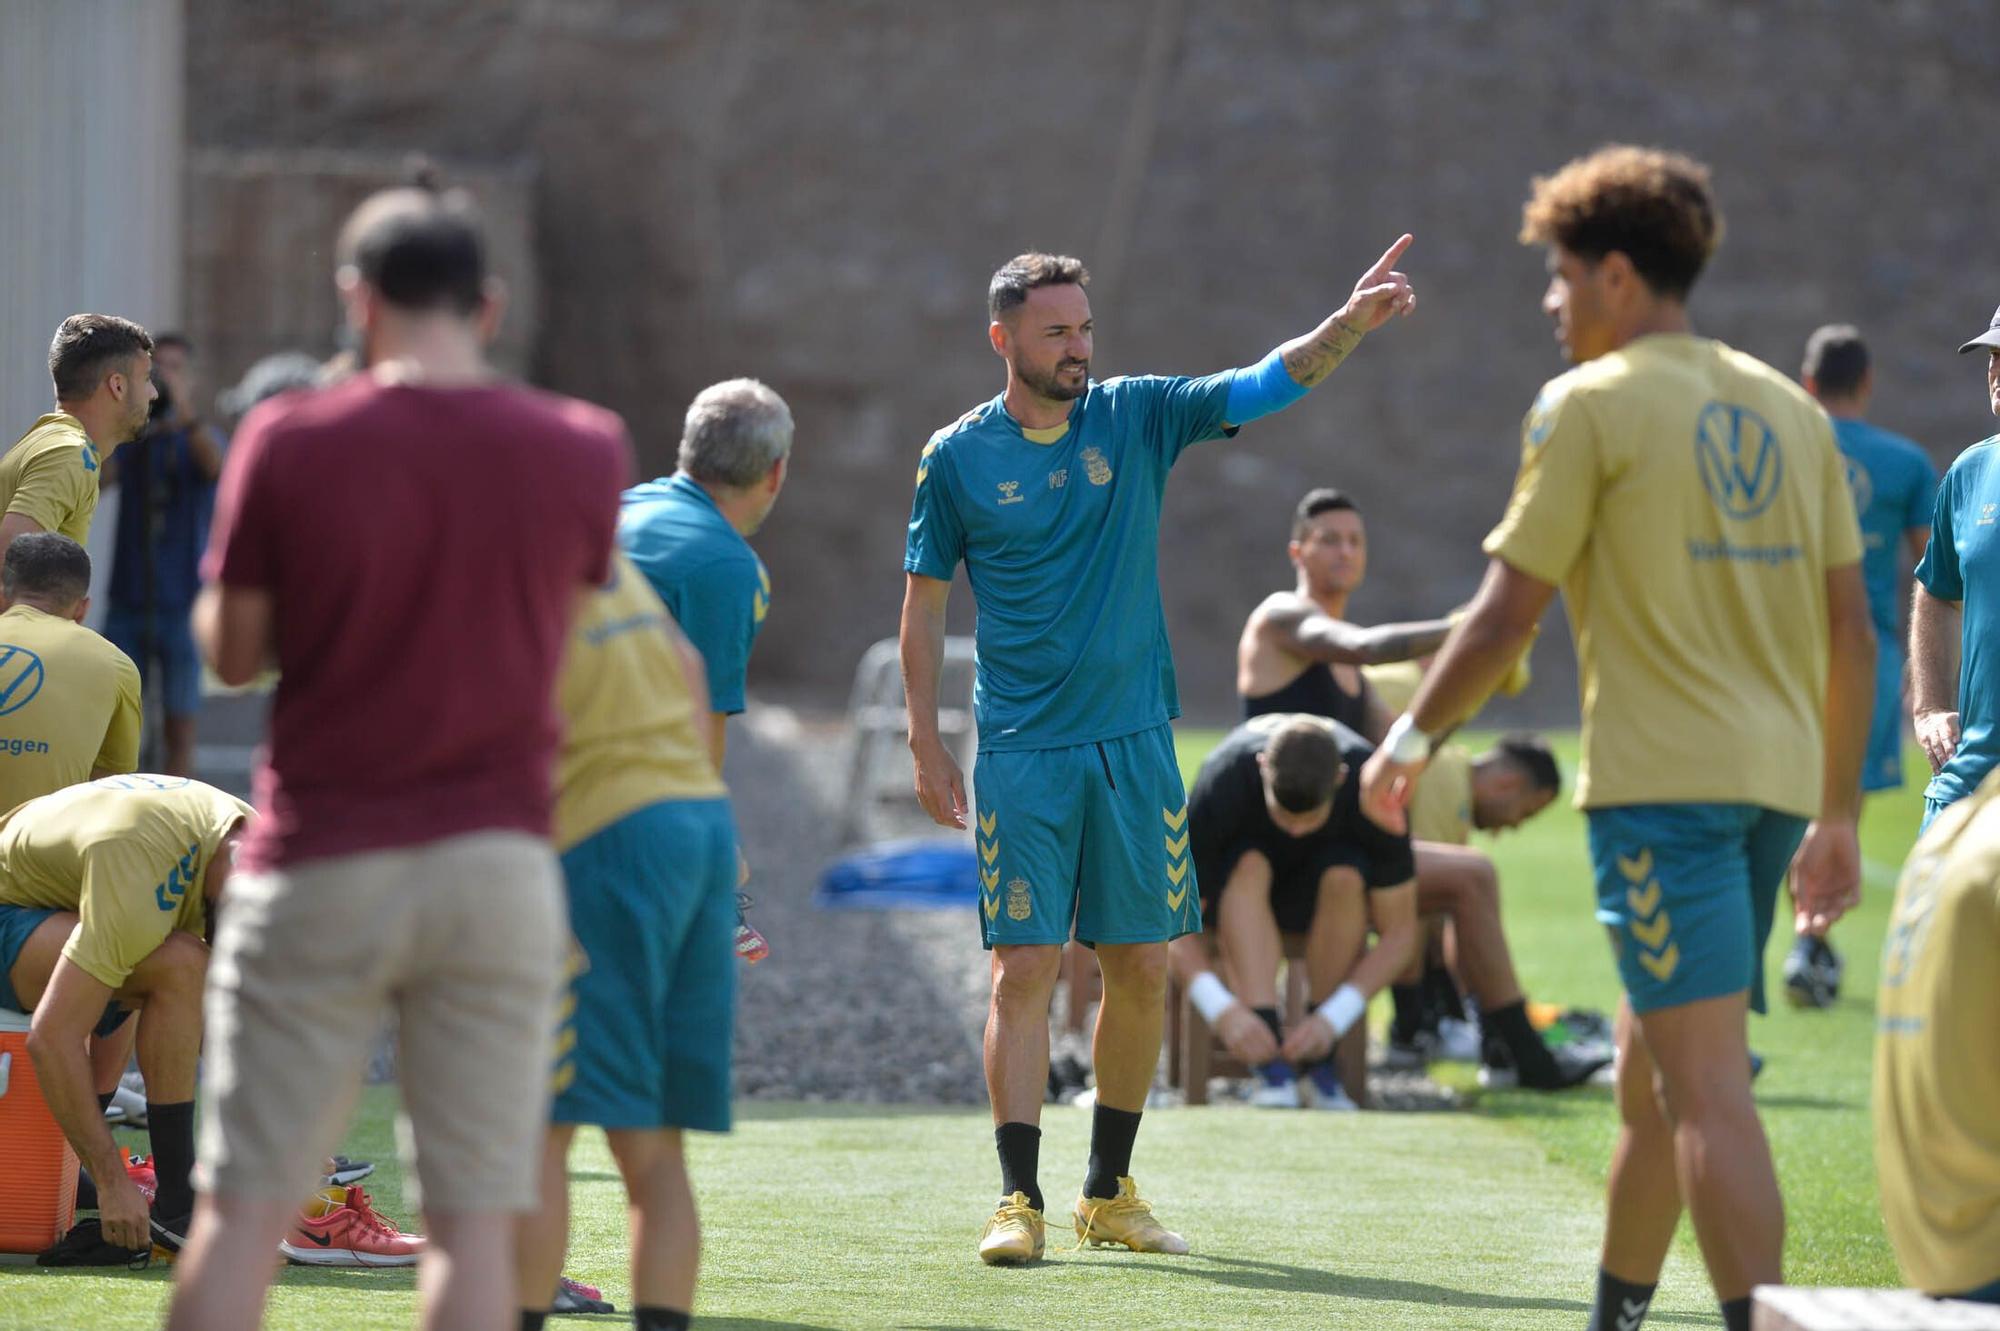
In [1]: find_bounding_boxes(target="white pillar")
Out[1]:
[0,0,185,618]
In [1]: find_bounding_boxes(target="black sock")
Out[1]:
[1082,1104,1142,1200]
[1389,985,1426,1041]
[1252,1005,1284,1045]
[1585,1269,1657,1331]
[146,1100,197,1218]
[994,1121,1043,1212]
[1482,1001,1558,1075]
[1422,964,1466,1022]
[1719,1297,1751,1331]
[520,1313,548,1331]
[634,1307,691,1331]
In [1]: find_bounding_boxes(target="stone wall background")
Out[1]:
[184,0,2000,723]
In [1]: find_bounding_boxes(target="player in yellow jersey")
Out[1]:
[514,551,735,1331]
[0,776,251,1256]
[1361,147,1875,1331]
[0,533,142,809]
[1874,770,2000,1304]
[2,315,157,551]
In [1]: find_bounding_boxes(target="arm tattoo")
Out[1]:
[1280,316,1366,389]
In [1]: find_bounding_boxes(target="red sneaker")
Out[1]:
[279,1185,424,1267]
[125,1153,157,1204]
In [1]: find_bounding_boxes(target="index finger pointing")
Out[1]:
[1367,234,1414,279]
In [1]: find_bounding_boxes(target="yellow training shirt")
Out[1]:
[0,604,141,810]
[552,551,726,852]
[0,776,252,991]
[1874,772,2000,1295]
[1409,743,1474,846]
[1484,334,1862,818]
[0,413,102,543]
[1363,661,1422,716]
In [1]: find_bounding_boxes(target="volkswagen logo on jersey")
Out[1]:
[1695,401,1784,520]
[0,645,46,717]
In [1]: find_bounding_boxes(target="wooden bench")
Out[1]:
[1164,932,1369,1107]
[1753,1286,2000,1330]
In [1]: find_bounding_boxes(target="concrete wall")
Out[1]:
[184,0,2000,721]
[1,0,184,614]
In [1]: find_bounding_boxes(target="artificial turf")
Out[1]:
[0,732,1918,1329]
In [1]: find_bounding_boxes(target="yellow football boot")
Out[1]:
[978,1192,1045,1265]
[1072,1177,1188,1254]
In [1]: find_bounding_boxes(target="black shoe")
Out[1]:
[322,1154,375,1186]
[37,1218,149,1268]
[1481,1039,1611,1091]
[1046,1052,1091,1103]
[148,1206,192,1256]
[1783,935,1841,1009]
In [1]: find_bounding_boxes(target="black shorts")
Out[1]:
[1197,833,1367,935]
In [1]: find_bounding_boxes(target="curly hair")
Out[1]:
[1519,145,1723,299]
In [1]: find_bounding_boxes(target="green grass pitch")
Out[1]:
[0,731,1917,1329]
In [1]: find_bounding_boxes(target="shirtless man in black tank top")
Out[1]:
[1238,489,1452,734]
[1233,487,1606,1091]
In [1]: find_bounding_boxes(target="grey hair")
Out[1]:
[677,379,794,489]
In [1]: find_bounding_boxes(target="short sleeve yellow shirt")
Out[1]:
[552,552,726,852]
[0,413,102,543]
[0,777,252,990]
[0,604,142,811]
[1484,335,1862,818]
[1874,774,2000,1293]
[1408,743,1474,846]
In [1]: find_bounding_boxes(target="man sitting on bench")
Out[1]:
[1168,714,1416,1110]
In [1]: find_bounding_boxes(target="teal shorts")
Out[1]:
[0,904,130,1035]
[553,798,737,1133]
[972,724,1200,949]
[1862,645,1906,793]
[1586,803,1808,1015]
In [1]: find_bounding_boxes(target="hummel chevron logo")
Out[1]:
[978,810,997,836]
[980,866,1000,890]
[1166,859,1189,886]
[1615,1294,1649,1331]
[1162,806,1187,832]
[1630,912,1672,951]
[1166,885,1188,911]
[1626,879,1662,919]
[982,894,1001,921]
[1638,943,1680,981]
[980,840,999,866]
[1165,831,1189,859]
[1616,850,1653,883]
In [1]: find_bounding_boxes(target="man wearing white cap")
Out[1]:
[1908,303,2000,829]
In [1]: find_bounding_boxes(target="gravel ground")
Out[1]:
[725,709,1454,1111]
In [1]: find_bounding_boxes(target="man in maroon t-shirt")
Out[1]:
[166,184,629,1331]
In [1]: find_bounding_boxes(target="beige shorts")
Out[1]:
[194,830,566,1212]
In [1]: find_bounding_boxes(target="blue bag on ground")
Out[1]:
[815,839,981,910]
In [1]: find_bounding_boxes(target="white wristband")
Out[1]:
[1381,713,1431,764]
[1188,971,1237,1025]
[1314,983,1367,1039]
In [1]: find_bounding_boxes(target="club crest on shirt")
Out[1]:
[997,480,1024,506]
[1081,447,1112,486]
[1005,876,1033,921]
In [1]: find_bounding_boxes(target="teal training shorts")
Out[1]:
[553,797,737,1132]
[972,724,1200,949]
[1587,803,1808,1015]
